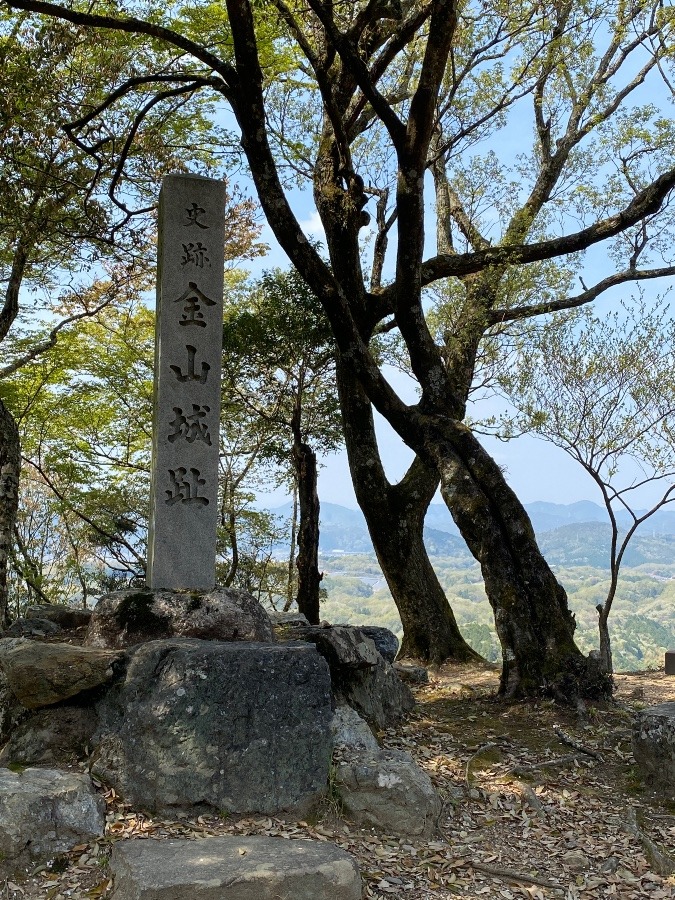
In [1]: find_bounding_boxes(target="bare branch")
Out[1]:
[489,265,675,324]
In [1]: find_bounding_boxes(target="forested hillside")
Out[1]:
[312,502,675,672]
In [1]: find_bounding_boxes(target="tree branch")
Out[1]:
[415,167,675,287]
[0,299,116,379]
[304,0,407,149]
[488,265,675,324]
[3,0,237,85]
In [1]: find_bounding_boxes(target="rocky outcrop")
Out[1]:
[357,626,399,663]
[633,702,675,797]
[109,835,362,900]
[93,638,332,816]
[331,704,379,753]
[282,625,414,728]
[0,768,105,874]
[335,748,442,837]
[85,588,274,649]
[0,638,126,709]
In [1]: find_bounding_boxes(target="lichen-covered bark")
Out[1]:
[293,437,322,625]
[0,398,20,628]
[429,420,611,699]
[337,361,479,664]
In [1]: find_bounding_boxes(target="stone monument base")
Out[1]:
[93,638,333,816]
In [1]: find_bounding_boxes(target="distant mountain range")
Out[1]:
[270,499,675,567]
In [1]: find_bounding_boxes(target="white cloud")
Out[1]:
[299,209,326,240]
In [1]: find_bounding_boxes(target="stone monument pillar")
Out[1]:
[147,174,226,590]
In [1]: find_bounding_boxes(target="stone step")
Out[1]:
[109,835,362,900]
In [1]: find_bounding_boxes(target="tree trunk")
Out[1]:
[596,605,613,674]
[283,482,299,612]
[429,419,611,700]
[0,398,20,628]
[337,360,480,664]
[292,436,322,624]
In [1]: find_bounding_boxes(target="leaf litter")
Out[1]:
[3,664,675,899]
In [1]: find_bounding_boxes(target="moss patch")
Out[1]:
[115,592,165,633]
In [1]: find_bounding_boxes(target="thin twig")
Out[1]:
[465,742,496,784]
[506,753,587,776]
[459,860,566,893]
[552,725,603,760]
[514,780,547,818]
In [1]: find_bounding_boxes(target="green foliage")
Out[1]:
[222,266,341,460]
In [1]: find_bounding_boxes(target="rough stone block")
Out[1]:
[287,625,415,728]
[335,748,441,837]
[357,626,399,663]
[331,704,379,752]
[0,638,126,709]
[85,587,274,649]
[632,702,675,798]
[2,618,62,638]
[109,835,362,900]
[0,768,105,873]
[25,604,92,630]
[93,639,332,816]
[665,650,675,675]
[393,661,429,684]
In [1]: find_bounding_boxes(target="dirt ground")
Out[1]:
[4,663,675,900]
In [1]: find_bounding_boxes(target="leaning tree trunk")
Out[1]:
[0,398,20,629]
[337,361,480,664]
[292,433,322,624]
[428,419,611,700]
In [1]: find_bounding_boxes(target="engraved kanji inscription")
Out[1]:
[165,467,209,506]
[168,404,212,445]
[183,202,209,229]
[174,281,216,327]
[181,242,210,268]
[170,345,210,383]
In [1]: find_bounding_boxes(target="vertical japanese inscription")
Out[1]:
[147,174,226,590]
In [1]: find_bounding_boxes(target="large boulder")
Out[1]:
[283,625,414,729]
[92,638,332,816]
[633,702,675,797]
[85,588,274,649]
[109,835,362,900]
[0,638,126,709]
[335,748,442,837]
[0,768,105,873]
